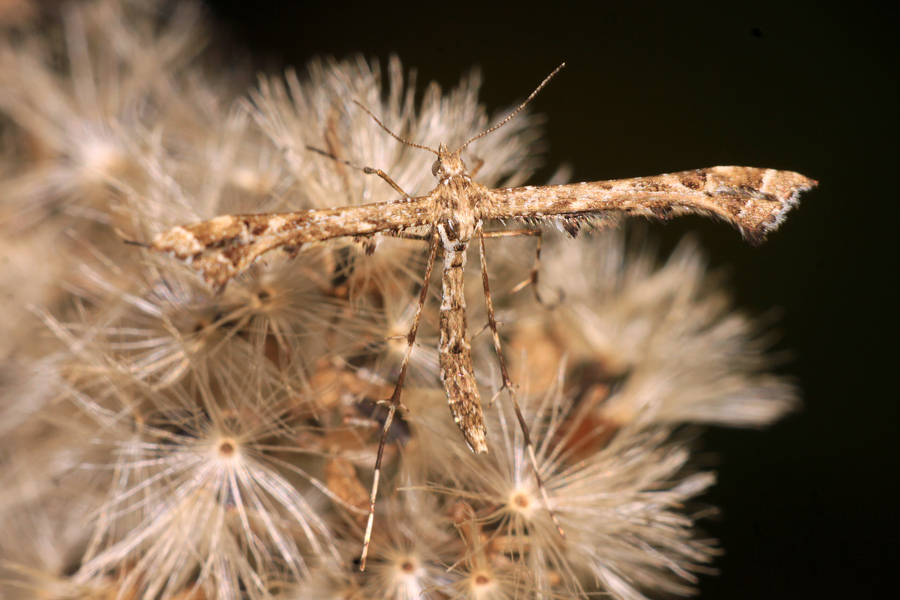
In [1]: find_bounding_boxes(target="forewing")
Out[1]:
[484,167,817,243]
[149,197,434,291]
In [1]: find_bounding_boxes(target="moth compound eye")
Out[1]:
[432,159,441,178]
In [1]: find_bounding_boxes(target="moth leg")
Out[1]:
[381,230,433,242]
[482,229,560,307]
[476,225,566,541]
[360,166,409,198]
[305,145,410,198]
[468,320,493,341]
[359,227,440,571]
[353,229,431,258]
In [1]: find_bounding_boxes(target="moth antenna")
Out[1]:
[458,62,565,152]
[352,100,438,155]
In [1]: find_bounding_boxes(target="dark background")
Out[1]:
[201,1,897,598]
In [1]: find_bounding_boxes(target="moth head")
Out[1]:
[432,142,468,182]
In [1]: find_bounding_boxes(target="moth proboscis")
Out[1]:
[143,63,817,570]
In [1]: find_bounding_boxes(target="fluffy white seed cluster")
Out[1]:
[0,1,796,599]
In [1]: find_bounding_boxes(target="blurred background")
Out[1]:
[142,1,900,597]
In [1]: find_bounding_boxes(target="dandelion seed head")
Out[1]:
[0,0,211,230]
[471,569,494,590]
[455,564,526,600]
[213,435,239,459]
[360,494,458,600]
[506,485,539,521]
[444,511,529,600]
[396,553,423,578]
[2,4,799,597]
[537,233,798,430]
[65,374,340,598]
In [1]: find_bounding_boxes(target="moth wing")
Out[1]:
[149,197,435,291]
[483,167,816,243]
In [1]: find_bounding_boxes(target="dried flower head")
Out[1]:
[0,1,800,599]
